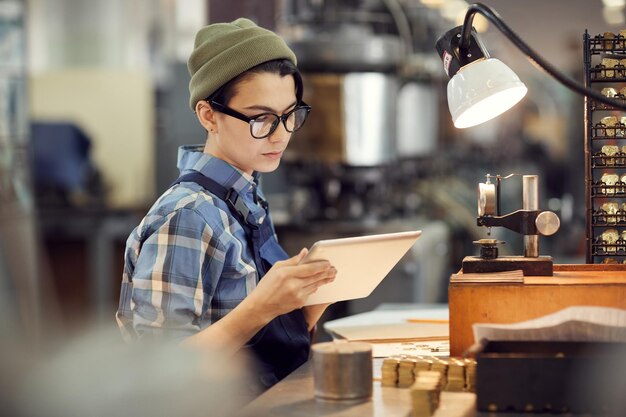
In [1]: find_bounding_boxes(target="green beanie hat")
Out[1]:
[187,18,297,110]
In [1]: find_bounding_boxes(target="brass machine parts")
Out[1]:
[463,174,560,276]
[381,355,477,417]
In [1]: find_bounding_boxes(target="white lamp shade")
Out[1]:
[447,58,528,128]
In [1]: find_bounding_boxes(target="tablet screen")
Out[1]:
[300,230,421,306]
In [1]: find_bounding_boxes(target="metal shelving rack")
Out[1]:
[584,30,626,263]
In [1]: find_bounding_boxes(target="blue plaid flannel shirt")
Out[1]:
[116,145,274,341]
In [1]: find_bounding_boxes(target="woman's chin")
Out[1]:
[255,159,281,173]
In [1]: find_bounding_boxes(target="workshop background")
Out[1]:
[1,0,623,372]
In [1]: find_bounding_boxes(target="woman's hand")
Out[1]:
[183,249,334,354]
[249,248,336,322]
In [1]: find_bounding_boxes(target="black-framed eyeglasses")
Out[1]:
[208,99,311,139]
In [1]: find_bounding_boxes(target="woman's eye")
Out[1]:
[254,114,274,124]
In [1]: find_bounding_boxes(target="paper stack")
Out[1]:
[450,269,524,283]
[473,306,626,343]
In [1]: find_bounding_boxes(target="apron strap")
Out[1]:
[171,172,271,275]
[173,172,257,229]
[171,171,309,390]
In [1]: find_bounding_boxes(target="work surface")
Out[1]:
[240,305,469,416]
[239,358,475,417]
[240,301,614,417]
[239,359,606,417]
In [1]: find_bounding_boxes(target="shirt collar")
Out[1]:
[176,145,257,195]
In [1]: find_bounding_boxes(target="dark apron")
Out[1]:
[172,172,310,390]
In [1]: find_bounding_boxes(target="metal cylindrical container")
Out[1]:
[286,72,398,166]
[312,341,373,402]
[522,175,538,211]
[523,175,539,257]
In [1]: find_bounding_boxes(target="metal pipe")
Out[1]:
[523,175,539,257]
[496,175,502,216]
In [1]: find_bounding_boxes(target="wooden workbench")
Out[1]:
[239,358,475,417]
[238,299,607,417]
[449,264,626,356]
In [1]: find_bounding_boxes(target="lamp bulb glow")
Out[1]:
[447,58,528,128]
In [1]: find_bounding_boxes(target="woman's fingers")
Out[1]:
[301,276,335,297]
[301,267,337,288]
[288,260,333,278]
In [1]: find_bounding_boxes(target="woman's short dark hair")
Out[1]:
[208,59,303,105]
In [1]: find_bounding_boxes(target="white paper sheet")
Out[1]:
[370,340,450,358]
[473,306,626,343]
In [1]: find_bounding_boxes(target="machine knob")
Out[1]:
[535,211,560,236]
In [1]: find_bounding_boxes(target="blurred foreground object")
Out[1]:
[7,327,248,417]
[473,306,626,413]
[0,0,41,338]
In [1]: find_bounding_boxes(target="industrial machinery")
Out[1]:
[277,0,442,223]
[462,174,561,276]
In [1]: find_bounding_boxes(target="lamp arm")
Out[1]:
[460,3,626,111]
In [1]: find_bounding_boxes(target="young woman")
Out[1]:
[116,18,336,390]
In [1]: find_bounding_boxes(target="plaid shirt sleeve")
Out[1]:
[127,207,225,339]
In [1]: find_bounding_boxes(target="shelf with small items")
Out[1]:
[591,179,626,197]
[591,98,626,111]
[595,257,626,264]
[589,66,626,82]
[591,204,626,225]
[589,32,626,53]
[591,222,626,258]
[593,86,626,109]
[591,237,626,257]
[592,215,626,226]
[591,151,626,168]
[585,30,626,263]
[591,123,626,139]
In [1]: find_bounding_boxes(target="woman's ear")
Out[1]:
[195,100,218,133]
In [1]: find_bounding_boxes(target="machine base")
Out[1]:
[462,255,553,276]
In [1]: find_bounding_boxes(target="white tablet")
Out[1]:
[301,230,422,306]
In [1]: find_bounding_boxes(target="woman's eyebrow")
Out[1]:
[243,101,298,114]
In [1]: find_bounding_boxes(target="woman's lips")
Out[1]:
[263,150,283,159]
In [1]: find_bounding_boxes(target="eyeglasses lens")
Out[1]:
[251,115,278,138]
[250,107,309,138]
[291,108,308,131]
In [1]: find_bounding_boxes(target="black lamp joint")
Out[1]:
[435,25,489,78]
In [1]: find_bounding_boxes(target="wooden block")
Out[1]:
[462,256,553,276]
[448,264,626,356]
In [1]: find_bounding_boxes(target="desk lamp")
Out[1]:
[433,3,619,274]
[436,2,626,129]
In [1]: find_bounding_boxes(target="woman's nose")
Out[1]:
[268,122,290,143]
